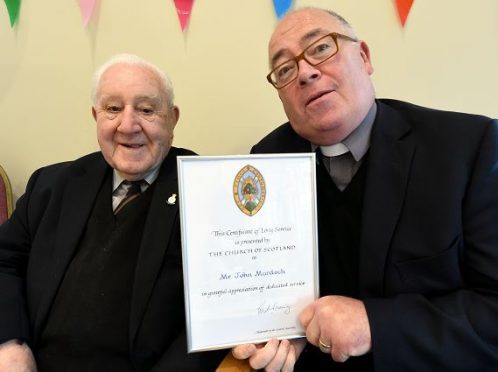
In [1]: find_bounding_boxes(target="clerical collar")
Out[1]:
[320,143,349,157]
[314,101,377,161]
[112,166,160,193]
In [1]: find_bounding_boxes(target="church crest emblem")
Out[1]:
[233,165,266,216]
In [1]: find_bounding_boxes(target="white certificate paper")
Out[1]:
[178,154,319,352]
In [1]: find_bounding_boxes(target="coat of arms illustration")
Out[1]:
[233,165,266,216]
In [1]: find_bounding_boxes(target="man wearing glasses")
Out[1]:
[233,7,498,371]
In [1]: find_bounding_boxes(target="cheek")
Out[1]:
[97,122,115,141]
[280,91,302,117]
[146,126,172,149]
[161,120,175,141]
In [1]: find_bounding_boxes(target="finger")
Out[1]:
[304,317,320,346]
[232,344,257,360]
[331,345,349,363]
[281,342,297,372]
[318,338,332,354]
[299,302,314,329]
[248,338,279,370]
[291,338,307,358]
[264,339,291,372]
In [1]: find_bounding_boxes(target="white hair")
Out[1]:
[91,53,175,107]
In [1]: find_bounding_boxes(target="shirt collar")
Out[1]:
[112,166,160,192]
[313,101,377,161]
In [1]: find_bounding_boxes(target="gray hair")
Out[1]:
[91,53,175,107]
[324,9,354,29]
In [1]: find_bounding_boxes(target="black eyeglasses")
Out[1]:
[266,32,358,89]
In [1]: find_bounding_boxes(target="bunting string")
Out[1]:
[2,1,415,31]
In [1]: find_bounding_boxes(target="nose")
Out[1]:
[117,106,141,133]
[297,59,321,86]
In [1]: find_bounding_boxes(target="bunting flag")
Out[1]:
[395,0,414,27]
[174,0,194,32]
[272,0,292,19]
[79,0,96,27]
[3,0,21,27]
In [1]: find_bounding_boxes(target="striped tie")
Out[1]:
[114,180,144,214]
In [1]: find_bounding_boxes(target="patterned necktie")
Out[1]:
[114,180,144,214]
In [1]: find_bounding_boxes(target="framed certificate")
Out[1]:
[177,154,319,352]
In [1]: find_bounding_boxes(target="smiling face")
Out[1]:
[269,8,375,145]
[92,63,179,180]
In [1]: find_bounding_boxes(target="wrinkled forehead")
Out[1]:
[268,9,347,66]
[97,64,167,103]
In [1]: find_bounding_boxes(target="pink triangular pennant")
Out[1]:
[395,0,414,27]
[173,0,194,32]
[79,0,96,27]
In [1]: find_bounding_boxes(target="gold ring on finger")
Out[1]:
[319,338,331,353]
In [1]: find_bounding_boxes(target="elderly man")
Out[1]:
[233,7,498,371]
[0,54,223,371]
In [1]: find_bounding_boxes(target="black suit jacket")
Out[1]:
[251,99,498,370]
[0,147,224,371]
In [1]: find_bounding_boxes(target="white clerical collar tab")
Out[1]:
[320,143,349,157]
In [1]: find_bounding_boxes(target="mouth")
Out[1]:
[306,90,334,107]
[120,143,144,149]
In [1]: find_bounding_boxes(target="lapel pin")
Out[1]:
[167,193,177,205]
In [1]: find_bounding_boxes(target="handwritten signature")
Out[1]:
[257,301,291,315]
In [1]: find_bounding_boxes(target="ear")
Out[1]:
[92,107,97,121]
[359,41,374,75]
[170,105,180,128]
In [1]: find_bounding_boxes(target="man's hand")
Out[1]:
[299,296,371,362]
[232,338,306,372]
[0,340,37,372]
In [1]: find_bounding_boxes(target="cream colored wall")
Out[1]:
[1,0,498,200]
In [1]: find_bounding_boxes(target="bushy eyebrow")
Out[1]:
[98,94,163,105]
[301,28,326,44]
[134,95,163,104]
[270,28,328,67]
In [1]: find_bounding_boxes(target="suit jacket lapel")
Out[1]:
[34,154,108,338]
[358,101,416,297]
[129,149,181,344]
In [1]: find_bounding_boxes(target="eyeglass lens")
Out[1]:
[269,34,339,88]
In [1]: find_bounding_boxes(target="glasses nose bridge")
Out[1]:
[294,49,313,69]
[294,50,321,83]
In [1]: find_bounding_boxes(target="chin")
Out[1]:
[115,162,149,178]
